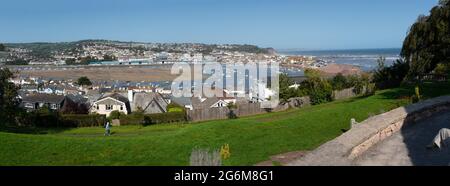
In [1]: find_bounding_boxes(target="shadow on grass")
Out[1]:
[377,81,450,101]
[0,126,72,135]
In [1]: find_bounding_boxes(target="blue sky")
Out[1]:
[0,0,439,49]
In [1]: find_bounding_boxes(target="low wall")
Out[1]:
[287,96,450,166]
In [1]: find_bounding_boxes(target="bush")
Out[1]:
[143,112,187,126]
[119,113,145,126]
[330,73,350,90]
[373,58,409,89]
[120,112,187,126]
[60,114,107,127]
[108,111,125,120]
[167,103,184,113]
[25,112,60,128]
[299,77,333,105]
[21,112,106,128]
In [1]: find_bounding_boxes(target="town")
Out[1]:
[0,40,340,123]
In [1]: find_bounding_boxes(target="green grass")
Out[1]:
[1,82,449,166]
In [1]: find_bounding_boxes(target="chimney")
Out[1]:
[128,90,134,103]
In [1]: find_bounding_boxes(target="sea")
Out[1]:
[279,48,401,72]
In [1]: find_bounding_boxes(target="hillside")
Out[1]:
[1,81,449,166]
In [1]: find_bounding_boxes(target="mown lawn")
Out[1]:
[1,82,449,166]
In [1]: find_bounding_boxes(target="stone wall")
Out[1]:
[287,96,450,166]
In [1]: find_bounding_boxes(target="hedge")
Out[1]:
[60,114,107,128]
[23,113,106,128]
[120,112,187,126]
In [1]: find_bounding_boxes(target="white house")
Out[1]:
[91,93,130,117]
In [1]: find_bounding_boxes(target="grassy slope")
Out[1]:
[1,82,449,166]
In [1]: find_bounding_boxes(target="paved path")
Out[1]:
[353,111,450,166]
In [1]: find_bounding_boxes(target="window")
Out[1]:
[25,103,34,109]
[106,105,113,110]
[120,105,123,110]
[96,105,99,110]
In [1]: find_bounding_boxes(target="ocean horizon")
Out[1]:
[278,48,401,71]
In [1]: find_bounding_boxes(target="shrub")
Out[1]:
[119,113,145,126]
[26,112,60,128]
[108,111,125,120]
[21,112,106,128]
[60,114,107,127]
[220,144,231,160]
[411,85,422,103]
[300,77,333,105]
[120,111,187,126]
[167,103,184,113]
[144,112,186,125]
[373,58,409,89]
[330,73,350,90]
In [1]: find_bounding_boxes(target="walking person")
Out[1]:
[105,121,111,136]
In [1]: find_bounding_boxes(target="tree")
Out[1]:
[108,110,124,120]
[304,68,322,79]
[5,59,29,65]
[166,103,184,113]
[330,73,349,90]
[102,54,116,61]
[401,1,450,78]
[0,68,21,126]
[76,76,92,86]
[299,77,333,105]
[0,44,5,51]
[373,59,409,89]
[279,73,295,101]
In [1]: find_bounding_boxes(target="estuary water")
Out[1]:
[279,48,401,71]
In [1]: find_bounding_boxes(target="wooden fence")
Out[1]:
[187,102,290,122]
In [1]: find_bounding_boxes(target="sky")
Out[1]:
[0,0,440,50]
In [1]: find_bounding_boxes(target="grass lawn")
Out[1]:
[1,81,449,166]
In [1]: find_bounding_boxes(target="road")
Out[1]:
[353,111,450,166]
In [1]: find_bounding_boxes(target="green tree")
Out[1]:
[0,68,21,126]
[5,59,29,65]
[401,0,450,78]
[299,77,333,105]
[0,44,5,51]
[330,73,349,90]
[102,54,116,61]
[373,59,409,89]
[304,68,322,79]
[167,103,184,113]
[108,110,125,120]
[76,76,92,86]
[433,63,450,76]
[279,73,295,101]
